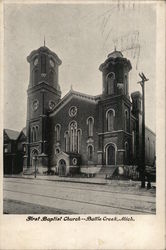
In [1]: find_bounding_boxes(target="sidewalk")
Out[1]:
[4,174,156,188]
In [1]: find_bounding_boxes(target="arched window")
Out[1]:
[4,145,8,153]
[106,109,115,132]
[33,69,38,86]
[41,54,46,74]
[64,131,69,152]
[125,142,129,162]
[69,121,77,152]
[36,126,39,141]
[55,124,61,142]
[77,129,82,153]
[87,117,94,137]
[34,127,37,142]
[31,127,36,142]
[49,70,54,84]
[124,110,129,132]
[88,145,93,161]
[106,72,115,95]
[132,130,135,157]
[23,145,26,153]
[55,147,60,155]
[31,128,33,142]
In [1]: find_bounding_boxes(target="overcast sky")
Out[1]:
[3,2,156,132]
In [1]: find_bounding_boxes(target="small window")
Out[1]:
[87,117,94,137]
[23,145,26,153]
[55,148,60,154]
[55,124,61,142]
[125,142,129,162]
[4,146,8,153]
[88,145,93,161]
[106,72,115,95]
[106,109,115,132]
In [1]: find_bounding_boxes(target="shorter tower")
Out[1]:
[24,45,62,173]
[99,50,132,98]
[98,50,133,167]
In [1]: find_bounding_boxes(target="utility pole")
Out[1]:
[138,72,149,188]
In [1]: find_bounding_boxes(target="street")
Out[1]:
[3,177,156,214]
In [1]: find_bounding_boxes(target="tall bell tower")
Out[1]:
[24,45,62,173]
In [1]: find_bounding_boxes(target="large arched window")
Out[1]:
[69,121,77,152]
[64,131,69,152]
[106,72,115,95]
[106,109,115,132]
[55,124,61,142]
[88,145,93,161]
[87,117,94,137]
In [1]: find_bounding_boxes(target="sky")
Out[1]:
[3,2,156,132]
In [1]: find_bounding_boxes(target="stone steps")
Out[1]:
[96,166,118,178]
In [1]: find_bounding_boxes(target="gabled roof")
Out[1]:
[4,129,20,140]
[17,127,27,141]
[22,127,26,136]
[49,89,101,117]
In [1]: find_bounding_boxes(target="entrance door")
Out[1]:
[107,144,115,165]
[59,159,66,176]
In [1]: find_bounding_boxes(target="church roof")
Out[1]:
[99,49,132,71]
[49,89,101,117]
[4,129,20,140]
[107,50,123,58]
[27,45,62,65]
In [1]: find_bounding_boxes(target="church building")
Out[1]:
[20,44,155,178]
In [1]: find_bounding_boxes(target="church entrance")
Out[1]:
[106,144,116,165]
[58,159,66,176]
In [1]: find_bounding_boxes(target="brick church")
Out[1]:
[4,45,156,178]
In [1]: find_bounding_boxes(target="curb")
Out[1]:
[4,175,107,185]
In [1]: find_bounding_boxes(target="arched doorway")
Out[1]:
[58,159,66,176]
[106,144,116,165]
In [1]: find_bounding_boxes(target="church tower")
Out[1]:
[24,45,62,173]
[98,50,133,167]
[99,50,132,97]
